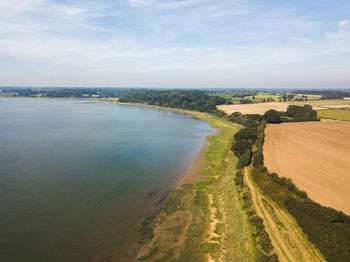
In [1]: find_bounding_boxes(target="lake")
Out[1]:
[0,98,214,262]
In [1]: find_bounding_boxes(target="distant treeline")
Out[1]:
[0,87,135,98]
[206,89,259,96]
[229,105,350,262]
[294,90,350,99]
[119,90,226,113]
[45,88,129,98]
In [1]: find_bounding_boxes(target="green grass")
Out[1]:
[291,99,350,107]
[0,92,19,97]
[317,108,350,121]
[162,184,192,215]
[190,112,259,261]
[137,108,256,261]
[184,111,259,261]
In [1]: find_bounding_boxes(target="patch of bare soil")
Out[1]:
[206,194,219,262]
[264,121,350,215]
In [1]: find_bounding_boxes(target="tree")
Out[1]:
[263,109,281,123]
[234,128,258,142]
[232,140,252,156]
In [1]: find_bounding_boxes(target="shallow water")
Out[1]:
[0,98,214,262]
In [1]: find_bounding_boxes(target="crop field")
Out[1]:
[318,109,350,121]
[217,102,290,114]
[218,99,350,115]
[291,99,350,108]
[263,121,350,215]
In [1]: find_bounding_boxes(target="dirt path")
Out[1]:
[207,194,220,262]
[244,168,325,262]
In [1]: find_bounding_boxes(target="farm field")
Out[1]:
[217,102,290,114]
[218,99,350,114]
[318,109,350,121]
[263,121,350,215]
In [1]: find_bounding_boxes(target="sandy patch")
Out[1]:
[207,194,219,262]
[264,121,350,215]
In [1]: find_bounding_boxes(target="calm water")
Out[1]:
[0,98,214,262]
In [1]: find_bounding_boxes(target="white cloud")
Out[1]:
[128,0,154,7]
[338,19,349,27]
[0,1,350,88]
[128,0,218,9]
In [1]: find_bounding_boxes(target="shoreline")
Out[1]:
[117,102,221,187]
[129,103,220,259]
[136,132,217,260]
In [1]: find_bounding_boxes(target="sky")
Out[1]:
[0,0,350,89]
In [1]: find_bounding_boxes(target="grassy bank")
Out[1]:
[317,108,350,121]
[137,110,256,261]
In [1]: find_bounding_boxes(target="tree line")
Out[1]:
[119,90,226,113]
[261,105,318,123]
[0,87,135,98]
[294,90,350,100]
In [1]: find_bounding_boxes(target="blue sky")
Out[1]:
[0,0,349,89]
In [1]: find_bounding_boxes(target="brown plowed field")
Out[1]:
[263,120,350,215]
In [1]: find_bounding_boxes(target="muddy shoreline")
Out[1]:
[127,103,218,260]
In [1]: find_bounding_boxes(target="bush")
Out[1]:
[237,152,252,169]
[259,231,273,253]
[286,198,350,262]
[285,105,318,121]
[234,170,244,189]
[234,127,258,142]
[253,151,264,168]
